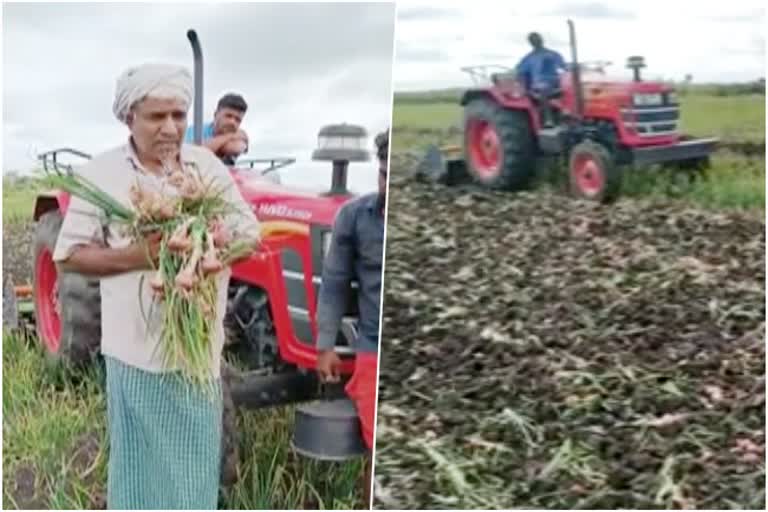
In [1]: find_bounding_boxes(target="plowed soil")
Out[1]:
[373,154,765,510]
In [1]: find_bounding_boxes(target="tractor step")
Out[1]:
[537,127,566,154]
[229,369,321,410]
[538,126,564,137]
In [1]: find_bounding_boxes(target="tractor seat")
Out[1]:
[491,71,517,85]
[530,87,563,100]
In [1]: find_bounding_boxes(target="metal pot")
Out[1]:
[291,398,367,461]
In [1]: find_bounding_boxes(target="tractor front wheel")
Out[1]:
[568,141,622,203]
[463,98,536,190]
[32,210,101,366]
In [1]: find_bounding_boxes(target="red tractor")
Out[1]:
[29,30,372,484]
[419,20,718,202]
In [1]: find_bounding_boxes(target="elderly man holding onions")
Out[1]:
[52,63,260,510]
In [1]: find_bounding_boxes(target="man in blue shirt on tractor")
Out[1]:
[515,32,567,128]
[185,92,250,165]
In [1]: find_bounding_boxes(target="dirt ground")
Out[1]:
[3,220,34,285]
[374,155,765,509]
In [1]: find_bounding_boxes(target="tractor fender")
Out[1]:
[460,89,540,133]
[33,191,70,221]
[461,88,499,106]
[229,235,355,375]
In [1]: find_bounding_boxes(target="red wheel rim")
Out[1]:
[35,248,61,352]
[467,119,501,178]
[572,153,605,198]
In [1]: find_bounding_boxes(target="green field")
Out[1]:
[391,91,765,211]
[3,178,43,223]
[392,90,766,139]
[2,182,363,509]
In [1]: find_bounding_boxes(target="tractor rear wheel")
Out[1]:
[33,210,101,366]
[568,141,622,203]
[463,98,536,190]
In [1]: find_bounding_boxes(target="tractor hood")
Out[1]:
[229,167,352,227]
[584,77,672,94]
[566,71,675,103]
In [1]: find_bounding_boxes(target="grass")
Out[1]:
[391,91,765,211]
[620,153,765,210]
[2,330,362,509]
[3,177,44,224]
[680,94,765,142]
[1,176,363,509]
[392,91,766,139]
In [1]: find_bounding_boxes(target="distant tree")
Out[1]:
[750,77,765,95]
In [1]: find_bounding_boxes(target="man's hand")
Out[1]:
[220,130,248,157]
[57,231,163,277]
[232,129,248,143]
[129,231,163,270]
[317,349,342,383]
[204,129,247,158]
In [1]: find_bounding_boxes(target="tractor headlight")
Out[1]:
[666,91,678,105]
[321,231,333,258]
[632,93,663,106]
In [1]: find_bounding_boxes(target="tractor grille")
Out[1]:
[621,106,679,137]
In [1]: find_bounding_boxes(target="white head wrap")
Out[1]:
[112,63,193,123]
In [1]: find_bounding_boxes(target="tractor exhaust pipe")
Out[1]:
[568,19,584,119]
[627,56,646,82]
[187,29,203,145]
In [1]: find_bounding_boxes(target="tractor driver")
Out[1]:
[185,92,250,166]
[515,32,567,128]
[315,129,388,507]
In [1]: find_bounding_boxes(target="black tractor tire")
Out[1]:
[33,210,101,367]
[463,98,536,190]
[568,140,622,203]
[219,362,240,490]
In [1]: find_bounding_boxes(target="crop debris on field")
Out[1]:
[373,142,765,509]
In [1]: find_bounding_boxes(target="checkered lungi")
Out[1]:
[104,356,222,510]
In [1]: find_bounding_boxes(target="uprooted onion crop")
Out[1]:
[45,166,257,393]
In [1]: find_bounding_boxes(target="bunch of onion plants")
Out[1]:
[45,165,257,394]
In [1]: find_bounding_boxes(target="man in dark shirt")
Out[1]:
[315,129,387,507]
[515,32,567,127]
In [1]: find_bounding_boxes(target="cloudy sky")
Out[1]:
[2,2,395,193]
[395,0,766,91]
